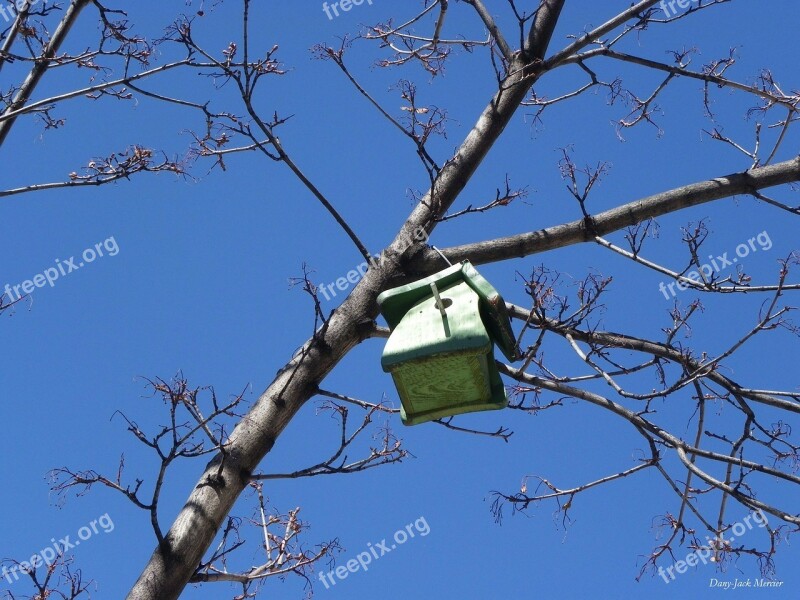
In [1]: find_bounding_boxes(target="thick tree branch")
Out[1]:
[525,0,564,60]
[411,156,800,269]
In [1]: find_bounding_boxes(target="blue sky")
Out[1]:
[2,1,799,598]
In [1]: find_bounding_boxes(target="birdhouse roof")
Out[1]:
[377,260,518,361]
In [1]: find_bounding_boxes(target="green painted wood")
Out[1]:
[377,260,518,425]
[378,261,518,361]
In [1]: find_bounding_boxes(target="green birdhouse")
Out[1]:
[377,260,518,426]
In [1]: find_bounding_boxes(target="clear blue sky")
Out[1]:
[2,1,799,598]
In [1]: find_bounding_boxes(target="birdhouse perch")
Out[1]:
[377,260,519,426]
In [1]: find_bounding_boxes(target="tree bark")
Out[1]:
[410,156,800,270]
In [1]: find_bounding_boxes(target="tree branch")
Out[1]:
[0,0,91,148]
[525,0,565,60]
[464,0,513,62]
[411,156,800,269]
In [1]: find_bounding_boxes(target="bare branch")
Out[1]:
[251,399,408,480]
[0,0,92,148]
[412,157,800,269]
[464,0,513,62]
